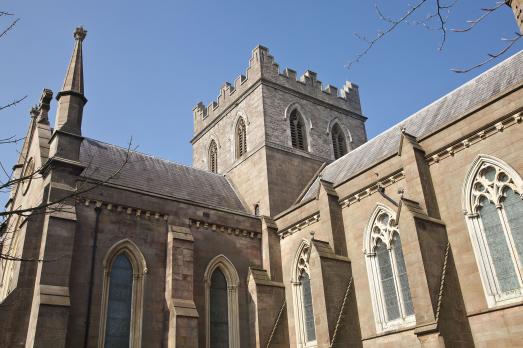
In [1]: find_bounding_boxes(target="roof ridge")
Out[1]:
[324,49,523,171]
[83,137,228,178]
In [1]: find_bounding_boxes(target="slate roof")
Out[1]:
[79,138,247,212]
[301,50,523,202]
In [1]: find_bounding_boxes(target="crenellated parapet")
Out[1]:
[193,45,362,135]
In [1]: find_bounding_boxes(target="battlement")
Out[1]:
[193,45,362,135]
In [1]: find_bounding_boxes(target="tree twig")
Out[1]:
[0,96,27,111]
[451,33,522,73]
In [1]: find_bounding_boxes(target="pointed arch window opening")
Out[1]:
[292,241,317,346]
[236,118,247,159]
[210,268,229,347]
[331,124,347,160]
[209,140,218,173]
[290,110,307,151]
[204,255,240,348]
[365,208,415,332]
[464,158,523,306]
[99,240,146,348]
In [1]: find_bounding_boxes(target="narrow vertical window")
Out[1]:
[365,207,415,332]
[204,255,240,348]
[464,156,523,306]
[210,269,229,347]
[331,124,347,159]
[100,240,147,348]
[236,118,247,158]
[290,110,307,151]
[292,241,317,345]
[209,140,218,173]
[105,254,133,347]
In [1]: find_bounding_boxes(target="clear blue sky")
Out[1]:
[1,0,521,204]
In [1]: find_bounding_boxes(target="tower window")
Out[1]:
[331,124,347,159]
[209,140,218,173]
[236,118,247,158]
[290,110,307,151]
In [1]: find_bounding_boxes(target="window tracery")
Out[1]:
[364,206,415,332]
[209,140,218,173]
[464,156,523,306]
[292,240,316,346]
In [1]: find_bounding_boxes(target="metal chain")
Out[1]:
[435,242,451,323]
[266,300,286,348]
[330,276,353,347]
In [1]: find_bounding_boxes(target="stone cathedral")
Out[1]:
[1,6,523,347]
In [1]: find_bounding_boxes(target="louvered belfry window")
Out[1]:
[209,140,218,173]
[236,118,247,158]
[290,110,307,150]
[331,124,347,159]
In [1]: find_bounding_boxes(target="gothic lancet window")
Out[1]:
[209,140,218,173]
[331,124,347,159]
[290,110,307,151]
[204,255,240,348]
[210,269,229,347]
[364,206,415,332]
[100,240,147,348]
[105,254,133,347]
[292,240,317,345]
[463,155,523,307]
[235,118,247,158]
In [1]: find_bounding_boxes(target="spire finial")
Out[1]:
[74,26,87,41]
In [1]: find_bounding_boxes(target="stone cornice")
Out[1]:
[426,110,522,165]
[278,212,320,239]
[80,198,169,221]
[339,170,405,208]
[189,218,261,239]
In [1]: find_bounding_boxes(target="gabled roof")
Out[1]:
[79,138,247,212]
[301,50,523,202]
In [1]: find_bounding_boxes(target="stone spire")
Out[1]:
[54,26,87,135]
[60,27,86,96]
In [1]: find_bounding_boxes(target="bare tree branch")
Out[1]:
[0,17,18,40]
[451,1,505,32]
[347,0,430,70]
[451,33,523,73]
[0,95,27,111]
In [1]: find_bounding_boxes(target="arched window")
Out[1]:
[463,155,523,307]
[209,140,218,173]
[331,124,347,159]
[210,269,229,347]
[100,240,147,348]
[290,110,307,151]
[364,206,415,332]
[204,255,240,348]
[292,240,317,345]
[235,118,247,158]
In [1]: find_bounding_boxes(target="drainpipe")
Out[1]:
[84,205,101,348]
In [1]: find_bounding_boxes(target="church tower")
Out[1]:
[192,46,367,216]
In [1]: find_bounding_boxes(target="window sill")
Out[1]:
[467,299,523,318]
[362,323,416,342]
